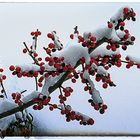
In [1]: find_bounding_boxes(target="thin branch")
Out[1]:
[23,42,40,66]
[1,82,7,98]
[21,90,27,94]
[35,77,38,91]
[59,87,66,108]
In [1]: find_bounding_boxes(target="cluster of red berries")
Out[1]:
[12,92,22,105]
[30,30,41,37]
[9,65,39,78]
[121,29,135,43]
[107,54,121,68]
[125,56,136,69]
[95,73,114,89]
[0,68,6,83]
[57,87,74,104]
[62,87,73,97]
[108,22,113,29]
[60,107,94,125]
[32,97,51,110]
[70,34,85,43]
[123,7,136,21]
[88,99,108,114]
[108,7,136,30]
[79,57,115,90]
[106,43,119,52]
[82,35,96,49]
[47,32,63,51]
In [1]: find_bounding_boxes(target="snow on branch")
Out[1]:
[0,7,136,129]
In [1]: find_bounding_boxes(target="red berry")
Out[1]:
[84,86,89,91]
[42,99,50,105]
[61,110,66,115]
[31,32,35,36]
[126,64,131,69]
[71,78,76,83]
[122,45,127,50]
[131,12,136,17]
[106,45,111,50]
[38,82,43,87]
[2,75,6,80]
[38,31,41,35]
[137,64,140,69]
[90,36,96,42]
[33,105,38,110]
[88,118,94,125]
[103,83,108,89]
[48,43,55,49]
[40,66,45,72]
[112,46,116,52]
[0,69,3,72]
[49,106,54,111]
[124,29,129,34]
[104,66,109,70]
[45,57,50,62]
[78,36,84,42]
[38,105,43,110]
[47,33,54,39]
[16,67,21,73]
[108,22,113,28]
[15,100,19,104]
[103,104,108,110]
[54,63,60,69]
[38,57,42,61]
[33,71,38,77]
[12,93,16,99]
[34,32,39,37]
[120,21,125,27]
[16,94,21,100]
[33,52,38,57]
[45,73,49,78]
[46,49,51,54]
[70,34,74,39]
[38,76,44,82]
[123,7,129,15]
[23,48,27,53]
[65,92,71,97]
[17,73,22,78]
[60,99,64,104]
[9,65,15,71]
[131,36,135,42]
[124,34,129,40]
[94,105,99,110]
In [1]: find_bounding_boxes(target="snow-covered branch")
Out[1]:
[0,7,136,128]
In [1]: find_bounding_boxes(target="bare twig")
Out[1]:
[35,77,38,91]
[23,42,40,66]
[1,82,7,98]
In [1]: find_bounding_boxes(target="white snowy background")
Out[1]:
[0,2,140,135]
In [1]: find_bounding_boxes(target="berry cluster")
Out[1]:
[46,31,63,54]
[0,68,6,83]
[125,56,140,69]
[12,92,22,105]
[60,106,94,125]
[88,99,108,114]
[32,97,51,110]
[9,65,39,78]
[31,30,41,37]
